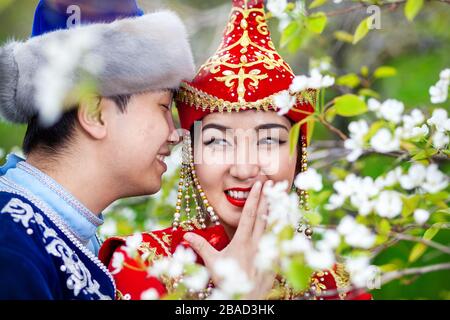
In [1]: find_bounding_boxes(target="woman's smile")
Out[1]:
[224,187,252,207]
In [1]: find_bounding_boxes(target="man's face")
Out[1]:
[103,90,177,197]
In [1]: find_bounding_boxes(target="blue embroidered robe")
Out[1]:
[0,155,115,300]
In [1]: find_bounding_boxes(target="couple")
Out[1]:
[0,0,369,300]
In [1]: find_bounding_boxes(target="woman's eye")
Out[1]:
[160,104,170,110]
[258,137,284,145]
[204,137,230,146]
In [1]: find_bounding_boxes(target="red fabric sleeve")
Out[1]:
[108,245,167,300]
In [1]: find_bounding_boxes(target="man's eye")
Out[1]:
[160,104,170,110]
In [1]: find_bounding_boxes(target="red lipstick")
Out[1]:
[224,187,251,208]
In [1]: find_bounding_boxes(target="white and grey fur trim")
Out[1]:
[0,10,195,124]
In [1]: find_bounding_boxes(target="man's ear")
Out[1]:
[77,97,108,140]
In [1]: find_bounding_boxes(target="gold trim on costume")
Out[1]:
[329,263,351,300]
[146,232,172,257]
[177,82,316,114]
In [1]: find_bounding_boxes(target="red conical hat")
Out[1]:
[176,0,315,138]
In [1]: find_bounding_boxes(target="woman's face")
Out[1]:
[193,110,298,234]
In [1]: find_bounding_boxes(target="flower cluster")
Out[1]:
[274,69,335,115]
[345,101,449,162]
[429,68,449,104]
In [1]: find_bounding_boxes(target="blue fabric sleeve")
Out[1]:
[0,247,54,300]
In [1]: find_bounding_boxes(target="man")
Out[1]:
[0,0,194,299]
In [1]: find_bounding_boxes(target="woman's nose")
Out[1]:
[229,163,260,181]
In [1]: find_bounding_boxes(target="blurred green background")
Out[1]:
[0,0,449,299]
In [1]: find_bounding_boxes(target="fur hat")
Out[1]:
[0,1,195,124]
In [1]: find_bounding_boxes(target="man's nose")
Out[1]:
[166,112,180,145]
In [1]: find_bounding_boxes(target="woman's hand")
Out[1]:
[183,180,275,299]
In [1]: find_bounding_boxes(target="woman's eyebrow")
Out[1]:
[255,123,289,132]
[202,123,230,132]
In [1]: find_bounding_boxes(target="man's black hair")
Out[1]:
[22,95,131,154]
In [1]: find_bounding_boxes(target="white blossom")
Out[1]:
[379,99,404,124]
[344,120,369,162]
[308,69,335,89]
[325,194,346,210]
[274,90,296,115]
[141,288,159,300]
[345,256,378,288]
[370,128,400,153]
[375,167,402,188]
[432,131,449,149]
[427,108,450,132]
[34,29,102,126]
[214,258,253,297]
[402,109,425,128]
[264,181,301,232]
[305,249,335,269]
[99,219,117,238]
[429,79,449,104]
[183,267,210,291]
[337,216,376,249]
[294,168,323,192]
[375,191,403,218]
[267,0,288,17]
[256,233,279,271]
[148,258,171,278]
[422,164,449,194]
[440,68,450,81]
[399,163,427,190]
[110,251,125,275]
[368,98,404,123]
[316,230,340,251]
[289,75,309,93]
[123,233,143,257]
[414,209,430,225]
[281,233,312,254]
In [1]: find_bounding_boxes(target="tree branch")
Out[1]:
[393,233,450,255]
[380,262,450,286]
[317,116,349,140]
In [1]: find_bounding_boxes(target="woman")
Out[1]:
[99,0,371,300]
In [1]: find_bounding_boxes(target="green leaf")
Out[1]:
[289,122,301,156]
[411,148,438,161]
[378,219,391,236]
[285,258,314,291]
[408,243,427,263]
[423,224,440,241]
[281,21,301,48]
[408,224,441,263]
[401,195,421,218]
[309,0,328,9]
[305,12,327,34]
[358,88,380,99]
[334,30,354,43]
[405,0,424,21]
[360,66,369,77]
[337,73,361,88]
[374,66,397,79]
[304,211,322,226]
[353,17,371,44]
[325,106,336,123]
[333,94,368,117]
[306,116,315,146]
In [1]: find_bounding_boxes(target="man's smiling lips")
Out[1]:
[224,187,252,207]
